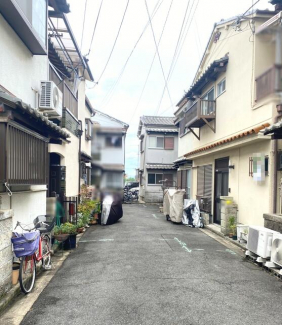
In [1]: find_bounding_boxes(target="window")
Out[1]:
[105,136,122,148]
[106,173,121,188]
[164,137,174,150]
[149,136,164,148]
[217,78,226,96]
[148,173,163,185]
[202,88,215,115]
[163,174,174,187]
[15,0,47,45]
[85,119,93,140]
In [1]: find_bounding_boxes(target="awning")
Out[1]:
[0,91,69,139]
[81,151,92,163]
[173,156,192,167]
[146,164,176,170]
[184,123,270,158]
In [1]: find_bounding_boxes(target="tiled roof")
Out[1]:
[173,156,192,165]
[141,116,175,126]
[184,123,270,157]
[146,163,176,170]
[146,128,178,133]
[0,91,69,139]
[264,121,282,135]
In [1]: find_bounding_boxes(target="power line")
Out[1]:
[80,0,88,50]
[96,0,130,83]
[155,0,198,115]
[97,0,164,109]
[86,0,104,57]
[144,0,174,109]
[128,0,175,124]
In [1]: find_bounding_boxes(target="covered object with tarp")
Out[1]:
[101,195,123,225]
[163,189,185,223]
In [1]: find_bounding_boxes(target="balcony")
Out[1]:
[255,65,282,102]
[49,64,78,118]
[180,99,216,139]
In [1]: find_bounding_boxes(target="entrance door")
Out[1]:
[214,158,229,224]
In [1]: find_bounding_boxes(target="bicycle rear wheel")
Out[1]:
[42,235,52,270]
[19,255,36,294]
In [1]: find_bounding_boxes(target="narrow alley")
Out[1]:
[11,205,282,325]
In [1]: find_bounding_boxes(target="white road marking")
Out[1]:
[152,214,158,219]
[216,249,236,255]
[143,205,147,207]
[79,239,114,243]
[174,237,192,253]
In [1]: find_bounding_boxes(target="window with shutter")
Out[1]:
[197,164,212,212]
[164,137,174,150]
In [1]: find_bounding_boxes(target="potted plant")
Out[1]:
[61,222,77,249]
[228,216,236,239]
[77,218,85,233]
[53,225,70,242]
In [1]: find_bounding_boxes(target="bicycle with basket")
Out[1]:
[11,215,55,294]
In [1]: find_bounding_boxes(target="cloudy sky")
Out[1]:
[67,0,273,177]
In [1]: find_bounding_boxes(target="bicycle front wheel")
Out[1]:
[42,235,52,270]
[19,255,36,294]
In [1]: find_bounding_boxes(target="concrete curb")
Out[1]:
[0,230,86,316]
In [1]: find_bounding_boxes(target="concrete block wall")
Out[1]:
[263,214,282,233]
[145,191,163,203]
[0,210,13,297]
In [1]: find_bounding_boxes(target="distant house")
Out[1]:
[137,116,179,203]
[91,109,129,192]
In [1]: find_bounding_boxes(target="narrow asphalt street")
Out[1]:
[20,204,282,325]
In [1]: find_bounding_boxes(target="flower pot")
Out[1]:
[53,234,69,242]
[232,235,238,241]
[77,227,84,233]
[94,213,99,220]
[12,262,20,285]
[63,234,77,250]
[229,233,233,238]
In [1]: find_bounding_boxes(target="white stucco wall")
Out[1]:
[49,132,79,197]
[0,14,48,107]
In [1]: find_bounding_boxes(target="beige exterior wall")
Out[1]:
[176,13,280,226]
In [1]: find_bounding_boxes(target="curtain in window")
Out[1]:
[164,137,174,149]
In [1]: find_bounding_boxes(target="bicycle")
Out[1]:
[12,215,55,294]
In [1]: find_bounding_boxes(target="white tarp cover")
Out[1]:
[182,199,202,227]
[101,195,114,225]
[163,189,185,223]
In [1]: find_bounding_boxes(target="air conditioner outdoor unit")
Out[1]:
[270,233,282,267]
[39,81,62,117]
[246,226,278,258]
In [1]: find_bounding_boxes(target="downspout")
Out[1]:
[78,120,83,199]
[272,22,282,214]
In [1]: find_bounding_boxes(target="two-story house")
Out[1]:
[137,116,178,203]
[0,0,94,297]
[91,109,129,193]
[174,8,281,229]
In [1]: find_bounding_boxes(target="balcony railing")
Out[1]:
[255,65,282,102]
[49,64,78,118]
[184,99,216,129]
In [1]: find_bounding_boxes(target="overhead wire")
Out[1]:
[128,0,175,124]
[97,0,164,109]
[144,0,174,109]
[86,0,104,57]
[80,0,88,50]
[96,0,130,84]
[155,0,198,115]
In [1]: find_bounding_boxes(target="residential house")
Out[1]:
[0,0,94,297]
[137,116,178,203]
[91,109,129,193]
[174,8,282,230]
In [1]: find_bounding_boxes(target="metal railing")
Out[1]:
[255,65,282,102]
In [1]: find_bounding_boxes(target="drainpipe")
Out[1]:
[272,22,282,214]
[78,120,83,199]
